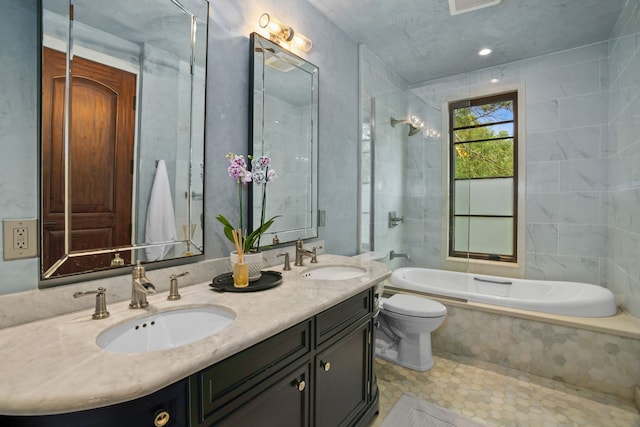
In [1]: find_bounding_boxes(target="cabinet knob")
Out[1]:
[153,409,171,427]
[294,379,306,392]
[321,361,331,372]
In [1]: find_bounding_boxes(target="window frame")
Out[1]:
[448,91,519,263]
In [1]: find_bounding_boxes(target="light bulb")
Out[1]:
[410,114,425,129]
[292,32,312,52]
[258,12,312,52]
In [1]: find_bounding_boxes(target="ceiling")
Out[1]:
[307,0,627,85]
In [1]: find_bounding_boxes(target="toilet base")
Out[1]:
[374,337,435,372]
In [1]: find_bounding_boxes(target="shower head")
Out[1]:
[408,124,422,136]
[390,114,425,137]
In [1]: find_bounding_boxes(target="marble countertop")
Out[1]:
[0,254,390,416]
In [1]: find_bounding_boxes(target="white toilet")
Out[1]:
[375,293,447,371]
[351,252,447,371]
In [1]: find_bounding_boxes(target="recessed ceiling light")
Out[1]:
[490,78,499,83]
[478,48,492,56]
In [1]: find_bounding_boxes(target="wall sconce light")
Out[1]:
[259,13,313,52]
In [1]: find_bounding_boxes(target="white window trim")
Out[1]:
[440,82,526,278]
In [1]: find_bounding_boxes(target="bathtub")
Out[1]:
[390,268,618,317]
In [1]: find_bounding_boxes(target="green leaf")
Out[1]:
[243,215,280,252]
[215,214,236,245]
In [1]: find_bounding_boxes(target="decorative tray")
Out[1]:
[210,270,283,293]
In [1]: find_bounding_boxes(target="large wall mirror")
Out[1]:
[249,33,318,245]
[40,0,208,281]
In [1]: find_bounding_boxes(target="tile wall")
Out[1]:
[401,2,640,316]
[408,41,611,285]
[607,0,640,317]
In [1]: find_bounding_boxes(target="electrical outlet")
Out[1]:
[3,219,37,260]
[14,227,28,249]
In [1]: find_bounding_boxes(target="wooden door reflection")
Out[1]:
[42,47,135,275]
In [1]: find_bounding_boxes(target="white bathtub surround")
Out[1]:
[391,267,618,317]
[386,265,640,402]
[0,253,390,415]
[430,303,640,401]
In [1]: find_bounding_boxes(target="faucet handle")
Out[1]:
[168,271,189,300]
[132,260,145,279]
[277,252,291,270]
[73,287,110,320]
[170,271,189,280]
[310,247,318,264]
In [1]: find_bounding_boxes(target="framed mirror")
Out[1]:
[40,0,208,281]
[249,32,318,246]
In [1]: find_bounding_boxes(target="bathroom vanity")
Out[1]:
[0,255,389,427]
[192,288,374,427]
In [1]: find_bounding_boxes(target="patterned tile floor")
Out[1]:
[371,351,640,426]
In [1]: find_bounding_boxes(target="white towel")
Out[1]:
[145,160,177,261]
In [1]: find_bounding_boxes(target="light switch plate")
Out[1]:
[3,219,38,260]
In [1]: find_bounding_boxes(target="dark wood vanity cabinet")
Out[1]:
[191,288,377,427]
[0,379,189,427]
[314,321,371,427]
[0,288,377,427]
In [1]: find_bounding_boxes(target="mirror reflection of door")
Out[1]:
[42,47,135,275]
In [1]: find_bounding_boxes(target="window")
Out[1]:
[449,92,518,262]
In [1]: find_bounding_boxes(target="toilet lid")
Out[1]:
[384,294,447,318]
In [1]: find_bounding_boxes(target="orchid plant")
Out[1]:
[216,152,278,253]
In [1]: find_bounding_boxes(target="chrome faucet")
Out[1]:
[295,239,317,266]
[130,261,157,309]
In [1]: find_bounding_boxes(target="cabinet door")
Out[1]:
[193,320,311,424]
[314,321,371,427]
[214,362,311,427]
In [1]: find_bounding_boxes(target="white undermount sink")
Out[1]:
[301,265,367,280]
[96,305,235,354]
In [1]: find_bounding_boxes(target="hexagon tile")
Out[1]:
[371,352,640,427]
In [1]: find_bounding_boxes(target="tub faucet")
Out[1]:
[130,261,157,309]
[389,250,410,261]
[295,239,317,266]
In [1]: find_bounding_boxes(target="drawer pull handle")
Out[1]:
[294,379,306,392]
[322,361,331,372]
[154,409,171,427]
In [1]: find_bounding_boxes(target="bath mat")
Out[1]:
[380,393,486,427]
